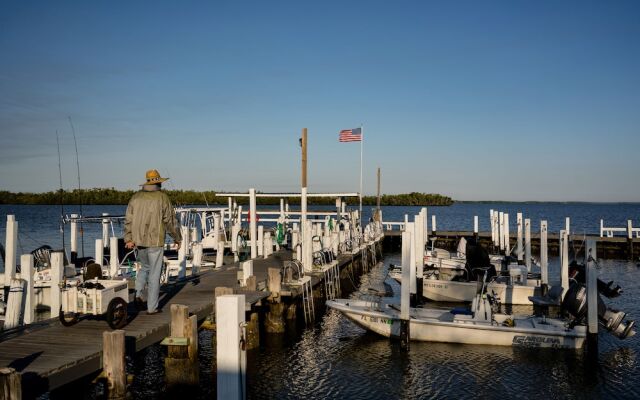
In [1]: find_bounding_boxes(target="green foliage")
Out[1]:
[0,189,453,206]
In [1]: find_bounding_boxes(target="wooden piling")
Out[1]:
[102,330,126,399]
[400,229,412,350]
[215,286,234,298]
[524,218,531,271]
[266,268,285,333]
[516,212,523,262]
[246,312,260,350]
[109,237,119,278]
[540,221,549,295]
[4,216,18,285]
[627,220,634,260]
[586,240,598,358]
[165,304,199,387]
[50,251,65,317]
[21,254,35,325]
[246,275,257,291]
[4,279,26,330]
[268,268,281,301]
[216,295,246,400]
[0,367,21,400]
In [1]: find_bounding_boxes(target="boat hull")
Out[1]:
[389,270,540,304]
[327,299,585,349]
[423,279,540,304]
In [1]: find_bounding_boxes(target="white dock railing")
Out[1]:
[600,219,640,238]
[384,222,405,231]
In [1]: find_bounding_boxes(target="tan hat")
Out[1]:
[140,169,169,186]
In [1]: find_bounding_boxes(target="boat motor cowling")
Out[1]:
[562,281,635,339]
[568,261,623,298]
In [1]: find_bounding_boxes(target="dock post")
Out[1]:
[4,278,26,329]
[246,312,260,350]
[257,225,264,257]
[498,212,504,253]
[540,221,548,295]
[4,215,18,286]
[404,222,417,308]
[249,188,258,259]
[102,330,126,399]
[178,226,188,279]
[585,240,598,358]
[265,268,284,333]
[22,254,35,325]
[473,215,478,239]
[431,215,436,236]
[302,220,313,273]
[524,219,531,271]
[216,242,225,268]
[216,294,246,400]
[102,213,110,247]
[400,229,412,350]
[109,237,119,278]
[70,213,78,263]
[560,230,569,299]
[414,215,424,303]
[241,260,253,287]
[489,209,495,245]
[0,367,21,400]
[493,211,499,249]
[423,207,429,246]
[191,243,203,274]
[627,220,634,260]
[50,251,65,317]
[165,305,199,388]
[504,213,510,255]
[516,213,523,263]
[264,232,272,258]
[95,239,104,266]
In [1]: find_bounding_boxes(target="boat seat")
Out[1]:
[528,285,564,306]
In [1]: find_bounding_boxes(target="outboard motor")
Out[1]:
[569,261,622,298]
[562,281,635,339]
[465,237,496,282]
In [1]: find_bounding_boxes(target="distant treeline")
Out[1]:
[0,189,453,207]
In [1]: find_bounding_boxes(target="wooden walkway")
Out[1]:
[0,250,296,395]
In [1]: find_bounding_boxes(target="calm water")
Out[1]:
[1,204,639,399]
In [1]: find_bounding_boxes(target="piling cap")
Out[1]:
[140,169,169,186]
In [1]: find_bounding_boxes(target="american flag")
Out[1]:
[339,127,362,142]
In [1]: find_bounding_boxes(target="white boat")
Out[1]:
[389,265,541,305]
[326,295,587,349]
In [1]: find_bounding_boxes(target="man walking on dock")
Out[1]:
[124,169,182,314]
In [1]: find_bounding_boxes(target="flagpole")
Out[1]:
[359,125,363,228]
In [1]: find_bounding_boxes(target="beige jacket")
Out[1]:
[124,190,181,247]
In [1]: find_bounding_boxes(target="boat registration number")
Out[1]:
[361,315,393,325]
[425,283,448,289]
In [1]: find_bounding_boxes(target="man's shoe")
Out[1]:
[147,309,162,315]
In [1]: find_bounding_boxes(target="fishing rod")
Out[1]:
[56,130,66,252]
[68,116,85,258]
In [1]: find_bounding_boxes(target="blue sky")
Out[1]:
[1,1,638,201]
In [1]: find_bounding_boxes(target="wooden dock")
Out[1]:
[0,244,379,397]
[0,251,291,396]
